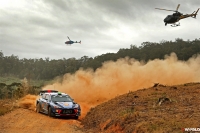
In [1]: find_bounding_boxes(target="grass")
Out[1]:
[142,116,190,133]
[148,123,159,132]
[0,76,51,87]
[0,76,21,85]
[0,76,52,100]
[120,108,135,116]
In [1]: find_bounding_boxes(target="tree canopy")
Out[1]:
[0,38,200,80]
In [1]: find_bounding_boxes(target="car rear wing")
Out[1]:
[39,90,58,96]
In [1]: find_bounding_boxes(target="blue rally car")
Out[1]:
[36,90,81,119]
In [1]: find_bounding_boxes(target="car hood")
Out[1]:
[53,102,74,108]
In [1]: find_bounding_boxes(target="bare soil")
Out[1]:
[1,83,200,133]
[0,108,83,133]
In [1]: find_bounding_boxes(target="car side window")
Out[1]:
[42,94,46,99]
[46,95,50,101]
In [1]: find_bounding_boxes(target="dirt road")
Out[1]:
[0,108,84,133]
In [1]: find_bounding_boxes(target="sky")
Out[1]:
[0,0,200,60]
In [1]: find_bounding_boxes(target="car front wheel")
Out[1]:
[74,116,79,120]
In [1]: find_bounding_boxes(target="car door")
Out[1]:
[40,94,48,113]
[43,94,50,113]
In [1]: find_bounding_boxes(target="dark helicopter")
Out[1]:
[65,36,81,45]
[155,4,199,27]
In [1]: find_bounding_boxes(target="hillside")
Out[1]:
[82,82,200,133]
[1,82,200,133]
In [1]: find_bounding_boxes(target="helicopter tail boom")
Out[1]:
[191,8,199,18]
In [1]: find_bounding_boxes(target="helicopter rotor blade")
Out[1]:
[176,4,180,11]
[155,8,176,12]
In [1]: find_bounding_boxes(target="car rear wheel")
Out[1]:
[36,103,41,113]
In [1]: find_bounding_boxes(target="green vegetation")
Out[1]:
[0,77,21,85]
[0,76,50,99]
[0,38,200,81]
[0,75,51,87]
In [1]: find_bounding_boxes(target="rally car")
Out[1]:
[36,90,81,119]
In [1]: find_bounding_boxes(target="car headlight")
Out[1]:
[73,104,79,109]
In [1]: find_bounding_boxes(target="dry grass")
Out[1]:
[82,83,200,133]
[0,99,18,116]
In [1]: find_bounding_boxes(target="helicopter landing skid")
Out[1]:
[171,22,180,27]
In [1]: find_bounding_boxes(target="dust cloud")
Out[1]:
[19,53,200,116]
[18,94,37,110]
[41,53,200,116]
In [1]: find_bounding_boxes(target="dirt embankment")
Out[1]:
[82,83,200,133]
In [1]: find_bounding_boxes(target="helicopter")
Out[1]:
[155,4,199,27]
[65,36,81,45]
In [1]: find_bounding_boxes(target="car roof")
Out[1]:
[39,90,58,94]
[44,92,69,96]
[39,90,58,95]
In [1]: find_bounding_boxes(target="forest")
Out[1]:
[1,38,200,81]
[0,38,200,99]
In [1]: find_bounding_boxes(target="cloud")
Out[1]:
[0,0,200,59]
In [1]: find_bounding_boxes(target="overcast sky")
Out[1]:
[0,0,199,60]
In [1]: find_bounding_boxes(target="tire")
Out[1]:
[48,107,53,117]
[36,103,41,113]
[74,116,79,120]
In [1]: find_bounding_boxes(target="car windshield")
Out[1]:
[51,95,73,102]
